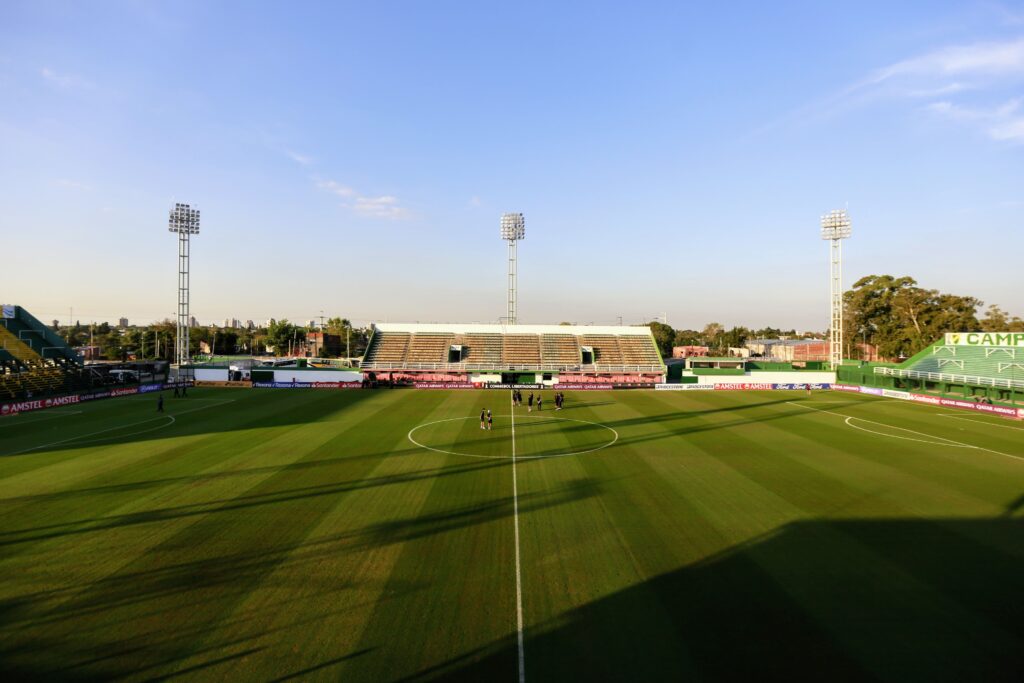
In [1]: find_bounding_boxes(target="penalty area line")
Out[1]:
[787,401,1024,463]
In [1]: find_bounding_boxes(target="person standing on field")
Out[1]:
[157,394,164,413]
[527,393,534,412]
[537,395,543,411]
[480,408,486,430]
[487,409,493,430]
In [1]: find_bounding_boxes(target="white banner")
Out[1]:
[1,305,13,319]
[945,332,1024,347]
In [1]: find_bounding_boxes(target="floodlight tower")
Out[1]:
[168,203,200,376]
[821,208,852,370]
[500,212,526,325]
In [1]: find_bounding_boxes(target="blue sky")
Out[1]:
[2,1,1022,330]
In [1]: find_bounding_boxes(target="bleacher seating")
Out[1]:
[359,324,665,379]
[0,306,86,401]
[502,335,541,366]
[362,331,410,366]
[619,336,661,365]
[581,335,624,365]
[463,334,503,364]
[906,344,1024,381]
[541,334,581,366]
[0,324,42,364]
[407,333,454,364]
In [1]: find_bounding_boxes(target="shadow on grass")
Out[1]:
[0,477,601,680]
[0,456,519,548]
[0,387,403,457]
[411,516,1024,682]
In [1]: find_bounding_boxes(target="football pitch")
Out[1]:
[1,388,1022,681]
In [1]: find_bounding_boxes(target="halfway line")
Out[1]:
[511,389,525,683]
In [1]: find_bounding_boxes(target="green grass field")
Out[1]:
[1,388,1022,681]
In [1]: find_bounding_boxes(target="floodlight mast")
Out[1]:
[168,203,200,379]
[820,209,852,370]
[500,213,525,325]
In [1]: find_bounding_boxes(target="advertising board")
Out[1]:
[715,383,774,390]
[252,381,362,389]
[0,394,80,416]
[944,332,1024,348]
[654,384,715,391]
[881,389,911,400]
[413,382,476,389]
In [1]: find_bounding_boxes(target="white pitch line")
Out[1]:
[0,409,82,428]
[406,415,617,460]
[787,401,1024,463]
[511,390,526,683]
[2,399,236,456]
[938,413,1024,431]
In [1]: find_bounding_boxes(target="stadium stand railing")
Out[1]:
[875,341,1024,390]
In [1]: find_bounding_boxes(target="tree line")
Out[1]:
[645,273,1022,360]
[56,317,370,361]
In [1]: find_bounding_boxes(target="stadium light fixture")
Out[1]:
[168,203,201,378]
[820,208,851,371]
[501,213,525,325]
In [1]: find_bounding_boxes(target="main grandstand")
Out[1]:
[360,322,665,384]
[0,305,88,400]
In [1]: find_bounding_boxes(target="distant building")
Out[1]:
[245,320,255,330]
[745,339,829,362]
[51,319,60,330]
[76,345,101,361]
[306,332,342,357]
[118,317,129,328]
[306,319,318,329]
[189,316,198,327]
[672,345,709,359]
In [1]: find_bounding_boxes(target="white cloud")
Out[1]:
[871,38,1024,83]
[788,37,1024,145]
[354,195,409,219]
[40,67,92,89]
[314,178,410,219]
[315,179,355,198]
[286,150,312,165]
[925,97,1024,142]
[906,82,971,97]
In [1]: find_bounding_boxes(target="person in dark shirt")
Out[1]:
[480,408,486,430]
[157,394,164,412]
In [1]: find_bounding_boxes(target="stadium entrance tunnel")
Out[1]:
[407,414,618,460]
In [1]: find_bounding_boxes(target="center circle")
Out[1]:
[407,414,618,460]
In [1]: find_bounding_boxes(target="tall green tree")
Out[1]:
[266,319,305,356]
[648,321,675,357]
[843,275,981,359]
